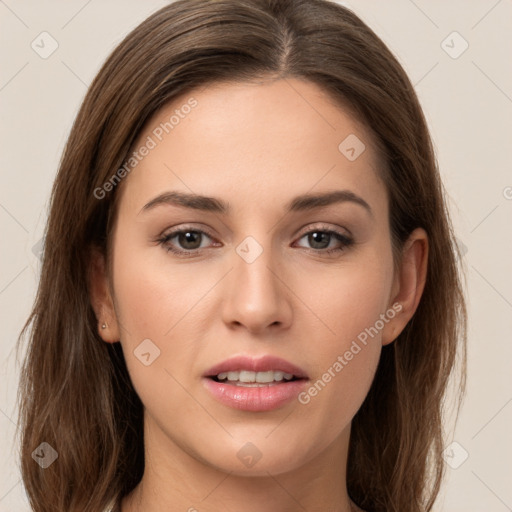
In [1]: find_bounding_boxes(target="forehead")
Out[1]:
[116,78,386,218]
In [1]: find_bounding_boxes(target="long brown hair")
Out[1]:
[16,1,467,510]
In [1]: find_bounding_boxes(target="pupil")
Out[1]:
[179,231,201,249]
[309,232,329,249]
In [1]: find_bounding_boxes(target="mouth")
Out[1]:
[202,355,308,411]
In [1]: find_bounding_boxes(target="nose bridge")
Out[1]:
[222,232,291,331]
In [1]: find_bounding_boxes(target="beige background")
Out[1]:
[1,1,511,510]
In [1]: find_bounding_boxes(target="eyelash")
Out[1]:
[156,224,354,258]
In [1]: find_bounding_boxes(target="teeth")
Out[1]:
[239,370,256,382]
[215,370,295,383]
[256,370,276,383]
[272,371,284,382]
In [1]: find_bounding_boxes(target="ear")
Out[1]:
[87,246,120,343]
[381,227,428,346]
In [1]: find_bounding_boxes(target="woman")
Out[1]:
[16,0,467,511]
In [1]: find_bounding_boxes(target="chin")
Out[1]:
[195,436,318,477]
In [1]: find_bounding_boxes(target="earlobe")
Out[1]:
[87,246,120,343]
[382,228,428,346]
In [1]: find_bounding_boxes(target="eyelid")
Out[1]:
[160,223,218,240]
[296,222,352,238]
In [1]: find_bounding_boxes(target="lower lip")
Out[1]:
[203,378,308,412]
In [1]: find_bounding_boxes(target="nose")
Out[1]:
[221,240,293,335]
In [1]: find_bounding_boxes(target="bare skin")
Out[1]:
[89,77,427,512]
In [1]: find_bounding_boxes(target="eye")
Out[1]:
[157,226,218,257]
[157,224,354,258]
[294,226,354,255]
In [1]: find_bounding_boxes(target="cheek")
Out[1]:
[111,232,207,340]
[109,236,193,386]
[290,251,393,429]
[291,308,384,459]
[295,248,394,351]
[305,277,386,391]
[110,253,204,435]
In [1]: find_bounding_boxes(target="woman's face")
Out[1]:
[98,78,408,476]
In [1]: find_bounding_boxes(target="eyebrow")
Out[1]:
[139,189,372,216]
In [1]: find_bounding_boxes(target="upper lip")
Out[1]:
[203,355,309,379]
